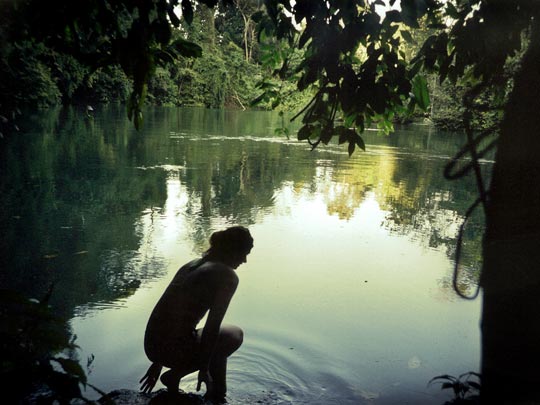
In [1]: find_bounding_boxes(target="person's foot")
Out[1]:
[160,370,180,393]
[204,386,226,404]
[203,392,227,404]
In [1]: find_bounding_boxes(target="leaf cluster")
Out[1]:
[0,288,91,403]
[410,0,536,135]
[413,1,534,86]
[254,0,440,155]
[1,1,236,130]
[429,372,481,403]
[253,0,540,156]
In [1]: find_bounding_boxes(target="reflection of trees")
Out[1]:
[1,107,489,316]
[0,106,167,317]
[131,107,320,248]
[369,130,488,293]
[313,127,487,293]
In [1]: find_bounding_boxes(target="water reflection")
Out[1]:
[0,106,485,403]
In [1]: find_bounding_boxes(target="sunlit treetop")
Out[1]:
[252,0,536,154]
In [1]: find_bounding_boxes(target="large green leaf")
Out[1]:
[400,0,421,28]
[297,124,313,140]
[181,0,194,25]
[401,30,414,44]
[412,75,430,110]
[170,38,202,58]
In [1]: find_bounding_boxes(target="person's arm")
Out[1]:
[196,270,238,391]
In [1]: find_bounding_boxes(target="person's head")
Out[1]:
[207,226,254,269]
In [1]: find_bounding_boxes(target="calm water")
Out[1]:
[0,106,489,404]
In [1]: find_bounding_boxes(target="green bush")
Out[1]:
[148,67,177,106]
[82,65,132,104]
[0,289,91,403]
[3,41,62,109]
[51,53,88,102]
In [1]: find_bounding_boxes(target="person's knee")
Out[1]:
[220,324,243,353]
[233,326,243,349]
[228,325,244,350]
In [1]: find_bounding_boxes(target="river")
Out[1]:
[0,106,488,404]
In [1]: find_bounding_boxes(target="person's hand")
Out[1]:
[139,363,163,394]
[196,369,213,393]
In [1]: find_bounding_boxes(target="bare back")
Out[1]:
[144,257,239,356]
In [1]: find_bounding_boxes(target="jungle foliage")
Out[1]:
[252,0,530,156]
[0,0,511,139]
[0,288,95,403]
[0,0,277,133]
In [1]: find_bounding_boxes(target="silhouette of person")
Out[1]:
[139,226,253,402]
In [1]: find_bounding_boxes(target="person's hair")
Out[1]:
[207,226,253,257]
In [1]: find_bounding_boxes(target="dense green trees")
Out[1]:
[144,3,267,108]
[0,0,269,127]
[1,0,490,136]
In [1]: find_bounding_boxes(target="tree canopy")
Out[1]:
[2,0,531,142]
[3,0,533,150]
[257,0,535,155]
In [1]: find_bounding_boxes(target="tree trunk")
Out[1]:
[241,13,250,62]
[247,23,255,61]
[480,19,540,403]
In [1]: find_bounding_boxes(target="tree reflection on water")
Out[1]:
[0,106,487,318]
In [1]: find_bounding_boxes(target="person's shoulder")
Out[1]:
[202,261,238,285]
[177,258,202,272]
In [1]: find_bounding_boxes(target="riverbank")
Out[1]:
[97,388,286,404]
[98,389,204,404]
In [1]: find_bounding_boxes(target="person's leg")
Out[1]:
[160,367,196,393]
[207,324,243,399]
[160,369,181,392]
[156,334,199,393]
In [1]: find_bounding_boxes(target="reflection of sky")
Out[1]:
[72,163,480,404]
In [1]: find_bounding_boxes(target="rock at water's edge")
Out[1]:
[98,389,205,405]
